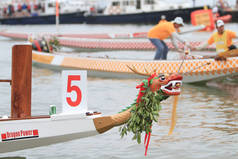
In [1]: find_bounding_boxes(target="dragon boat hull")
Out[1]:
[0,114,99,153]
[57,37,213,51]
[0,108,134,153]
[0,44,127,153]
[32,51,238,83]
[0,31,215,51]
[1,45,182,154]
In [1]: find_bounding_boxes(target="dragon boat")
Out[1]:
[0,44,183,154]
[56,25,205,39]
[0,30,215,51]
[32,50,238,83]
[56,37,215,51]
[0,25,205,40]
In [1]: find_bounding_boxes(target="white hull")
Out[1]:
[0,44,131,154]
[0,113,99,153]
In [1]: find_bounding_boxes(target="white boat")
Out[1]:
[0,44,102,153]
[84,0,204,24]
[0,44,183,153]
[0,114,101,153]
[100,0,191,15]
[0,0,203,25]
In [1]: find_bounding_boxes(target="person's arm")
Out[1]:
[171,32,185,52]
[233,33,238,44]
[196,42,209,50]
[229,30,237,42]
[227,30,237,39]
[171,32,185,44]
[171,37,178,49]
[172,32,193,53]
[196,35,214,50]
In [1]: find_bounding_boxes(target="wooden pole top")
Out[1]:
[11,44,32,118]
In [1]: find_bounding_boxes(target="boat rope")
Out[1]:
[177,46,190,73]
[183,62,211,75]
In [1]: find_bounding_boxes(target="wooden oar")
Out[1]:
[179,25,206,34]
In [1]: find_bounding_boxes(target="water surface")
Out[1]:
[0,23,238,159]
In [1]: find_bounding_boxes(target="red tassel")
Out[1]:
[144,133,148,146]
[144,132,151,156]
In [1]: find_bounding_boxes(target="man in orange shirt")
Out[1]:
[197,20,237,53]
[148,17,187,60]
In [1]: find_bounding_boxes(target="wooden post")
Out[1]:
[11,44,32,118]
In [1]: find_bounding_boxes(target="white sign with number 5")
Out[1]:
[62,70,87,114]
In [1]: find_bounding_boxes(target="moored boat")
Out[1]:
[0,12,85,25]
[0,0,204,25]
[0,31,216,51]
[56,25,206,39]
[32,50,238,83]
[0,45,101,153]
[0,30,28,40]
[0,0,86,25]
[85,6,204,24]
[84,0,204,24]
[0,113,102,153]
[57,37,214,51]
[0,44,183,153]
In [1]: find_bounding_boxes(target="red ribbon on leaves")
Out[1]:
[136,73,157,156]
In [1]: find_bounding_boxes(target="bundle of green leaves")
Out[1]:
[49,36,61,52]
[119,80,168,144]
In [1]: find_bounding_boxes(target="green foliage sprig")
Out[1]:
[49,36,61,52]
[119,89,168,144]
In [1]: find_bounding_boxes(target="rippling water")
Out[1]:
[0,23,238,159]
